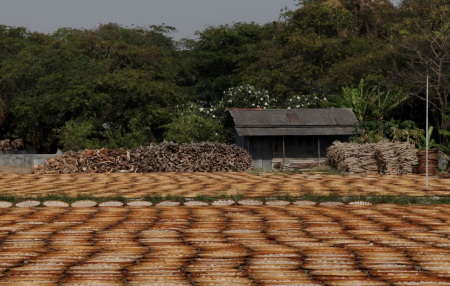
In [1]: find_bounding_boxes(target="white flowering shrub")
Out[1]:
[220,84,276,109]
[199,85,277,121]
[283,94,326,109]
[165,87,327,144]
[202,86,326,118]
[174,103,204,116]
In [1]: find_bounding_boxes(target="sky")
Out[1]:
[0,0,302,41]
[0,0,402,41]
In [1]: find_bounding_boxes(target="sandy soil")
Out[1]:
[0,166,33,174]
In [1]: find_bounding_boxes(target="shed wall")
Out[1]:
[248,135,351,170]
[250,137,273,170]
[235,131,245,149]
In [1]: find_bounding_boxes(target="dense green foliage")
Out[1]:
[1,0,450,152]
[351,119,423,144]
[0,23,185,152]
[163,113,225,144]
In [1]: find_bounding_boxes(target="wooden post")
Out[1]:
[247,137,250,154]
[318,136,320,166]
[283,136,285,168]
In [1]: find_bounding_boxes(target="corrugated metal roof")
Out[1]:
[236,127,355,136]
[230,109,358,136]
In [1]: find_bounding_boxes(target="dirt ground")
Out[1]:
[0,166,33,174]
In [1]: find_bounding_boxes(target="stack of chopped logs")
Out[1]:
[34,142,253,174]
[327,141,417,175]
[0,139,23,151]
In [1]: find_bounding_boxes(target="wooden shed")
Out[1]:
[229,108,358,170]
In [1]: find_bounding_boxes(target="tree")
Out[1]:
[238,0,396,103]
[0,25,30,137]
[185,22,266,104]
[386,0,450,143]
[0,23,186,153]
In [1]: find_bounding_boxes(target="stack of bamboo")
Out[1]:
[376,141,417,174]
[326,142,378,174]
[327,141,417,175]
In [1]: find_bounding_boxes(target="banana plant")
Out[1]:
[325,79,408,122]
[416,126,438,150]
[325,79,378,121]
[372,89,409,121]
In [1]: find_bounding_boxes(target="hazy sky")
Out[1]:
[0,0,301,40]
[0,0,401,41]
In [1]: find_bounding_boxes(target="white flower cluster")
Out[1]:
[175,88,326,125]
[284,94,326,109]
[197,84,276,121]
[219,84,276,110]
[175,102,204,117]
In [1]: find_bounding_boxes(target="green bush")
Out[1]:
[163,113,225,143]
[58,118,150,151]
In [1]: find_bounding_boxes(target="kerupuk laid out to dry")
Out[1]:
[1,172,450,198]
[34,142,253,174]
[327,141,417,175]
[1,204,450,285]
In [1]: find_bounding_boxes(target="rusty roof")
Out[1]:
[229,109,358,136]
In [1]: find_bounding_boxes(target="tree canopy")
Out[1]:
[1,0,449,152]
[0,23,185,152]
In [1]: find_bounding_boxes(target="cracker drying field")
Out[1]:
[0,172,449,198]
[0,172,449,285]
[1,205,450,285]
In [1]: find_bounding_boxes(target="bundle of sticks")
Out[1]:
[0,139,23,151]
[327,141,417,175]
[34,142,253,174]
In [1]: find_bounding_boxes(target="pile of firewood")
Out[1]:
[327,141,417,175]
[0,139,23,151]
[34,142,253,174]
[128,142,252,172]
